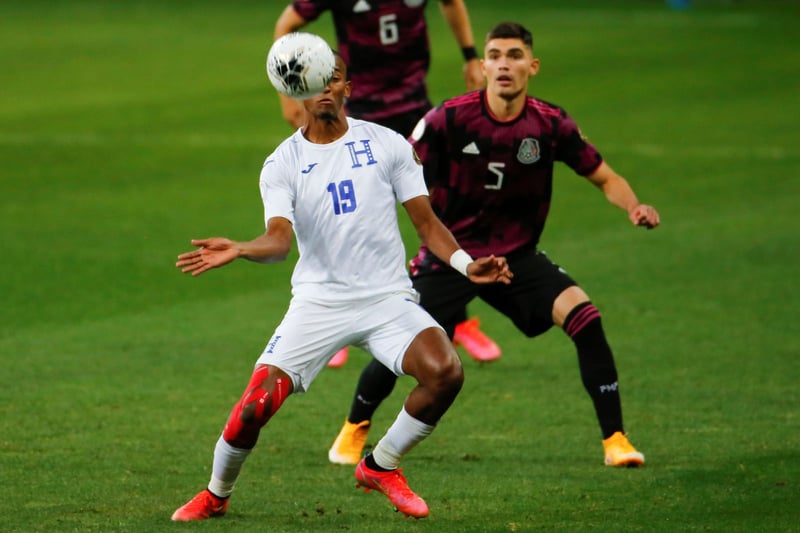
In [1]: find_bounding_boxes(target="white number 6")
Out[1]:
[379,14,399,45]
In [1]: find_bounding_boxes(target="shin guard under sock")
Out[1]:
[564,302,624,439]
[370,407,434,470]
[208,436,251,498]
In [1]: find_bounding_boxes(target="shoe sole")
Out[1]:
[329,451,360,464]
[171,507,227,521]
[356,483,429,519]
[605,453,645,467]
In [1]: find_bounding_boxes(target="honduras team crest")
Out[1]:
[517,138,541,164]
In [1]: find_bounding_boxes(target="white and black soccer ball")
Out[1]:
[266,32,336,100]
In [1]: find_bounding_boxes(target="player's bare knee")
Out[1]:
[438,359,464,396]
[423,351,464,398]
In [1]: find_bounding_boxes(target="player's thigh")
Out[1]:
[354,292,444,377]
[412,270,477,338]
[479,250,577,337]
[255,298,354,393]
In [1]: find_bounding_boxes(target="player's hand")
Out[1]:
[176,237,239,276]
[466,255,513,285]
[628,204,660,229]
[463,59,485,91]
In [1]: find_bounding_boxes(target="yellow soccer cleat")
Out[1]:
[603,431,645,467]
[328,419,371,464]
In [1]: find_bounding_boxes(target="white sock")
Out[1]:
[371,407,435,470]
[207,435,252,498]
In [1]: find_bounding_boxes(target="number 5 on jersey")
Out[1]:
[327,179,357,215]
[487,162,505,190]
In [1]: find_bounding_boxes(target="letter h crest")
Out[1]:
[345,140,378,168]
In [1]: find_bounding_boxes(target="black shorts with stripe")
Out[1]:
[411,248,577,339]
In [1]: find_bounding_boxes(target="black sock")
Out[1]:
[348,358,398,423]
[364,453,392,472]
[564,302,624,439]
[207,489,229,501]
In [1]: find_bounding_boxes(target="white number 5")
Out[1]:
[379,14,399,45]
[486,162,505,190]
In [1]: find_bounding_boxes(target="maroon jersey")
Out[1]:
[292,0,432,122]
[410,90,603,274]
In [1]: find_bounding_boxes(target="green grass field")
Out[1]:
[1,1,798,531]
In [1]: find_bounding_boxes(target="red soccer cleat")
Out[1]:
[327,347,349,368]
[355,459,429,518]
[453,317,501,362]
[171,489,229,522]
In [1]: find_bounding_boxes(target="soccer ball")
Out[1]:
[266,32,336,100]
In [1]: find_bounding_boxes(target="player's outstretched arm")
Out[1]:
[176,237,239,276]
[586,161,661,229]
[176,217,294,277]
[403,195,512,284]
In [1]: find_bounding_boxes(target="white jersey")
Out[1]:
[260,118,428,303]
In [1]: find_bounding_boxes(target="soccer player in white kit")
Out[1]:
[171,54,512,521]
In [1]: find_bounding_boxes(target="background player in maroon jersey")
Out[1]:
[275,0,483,131]
[331,21,660,467]
[274,4,500,369]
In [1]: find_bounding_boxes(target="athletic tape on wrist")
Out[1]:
[449,249,473,277]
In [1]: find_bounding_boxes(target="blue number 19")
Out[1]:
[326,179,357,215]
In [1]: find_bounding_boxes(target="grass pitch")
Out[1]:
[1,1,798,531]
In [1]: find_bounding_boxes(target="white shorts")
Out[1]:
[256,291,443,393]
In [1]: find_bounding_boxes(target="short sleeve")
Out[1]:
[259,155,296,228]
[388,132,428,204]
[554,109,603,176]
[409,105,446,188]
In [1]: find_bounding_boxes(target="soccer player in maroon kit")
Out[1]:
[275,0,483,133]
[274,1,500,373]
[333,21,661,467]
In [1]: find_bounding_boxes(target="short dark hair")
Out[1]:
[486,22,533,51]
[331,50,350,81]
